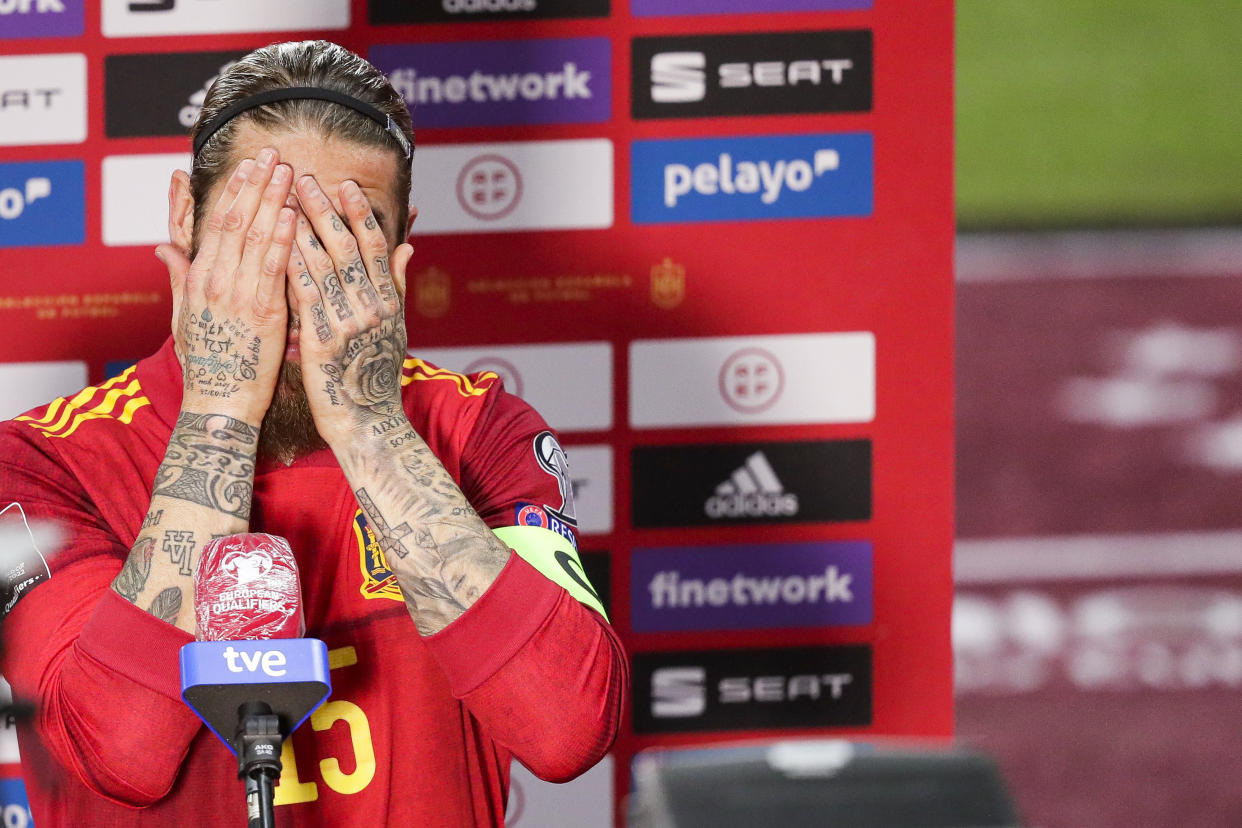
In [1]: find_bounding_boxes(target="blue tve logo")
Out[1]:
[631,132,872,225]
[0,160,84,249]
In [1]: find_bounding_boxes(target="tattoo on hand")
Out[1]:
[364,215,378,231]
[148,587,183,625]
[323,274,352,321]
[182,312,260,398]
[340,259,366,285]
[311,302,333,343]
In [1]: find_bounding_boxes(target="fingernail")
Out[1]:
[258,148,277,166]
[237,159,255,180]
[272,164,290,183]
[279,209,293,225]
[154,248,167,265]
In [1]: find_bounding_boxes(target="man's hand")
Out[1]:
[286,175,507,635]
[159,148,297,425]
[287,174,414,445]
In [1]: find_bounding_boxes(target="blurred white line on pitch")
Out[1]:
[956,531,1242,583]
[957,228,1242,282]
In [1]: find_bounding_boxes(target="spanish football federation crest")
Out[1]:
[414,266,451,319]
[650,257,685,310]
[352,509,402,601]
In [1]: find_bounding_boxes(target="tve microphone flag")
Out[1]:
[179,533,330,754]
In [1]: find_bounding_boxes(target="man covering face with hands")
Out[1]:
[0,41,626,827]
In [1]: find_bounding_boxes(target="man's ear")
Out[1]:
[405,204,418,240]
[168,169,195,255]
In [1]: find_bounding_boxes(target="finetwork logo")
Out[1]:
[105,51,247,138]
[631,0,870,15]
[0,160,83,249]
[102,0,347,37]
[370,0,608,24]
[634,645,872,734]
[631,440,871,529]
[373,39,610,128]
[633,30,872,119]
[0,53,87,146]
[632,132,872,224]
[631,541,872,632]
[0,0,83,39]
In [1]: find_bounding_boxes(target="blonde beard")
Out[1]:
[258,361,328,465]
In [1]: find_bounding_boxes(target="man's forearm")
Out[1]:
[339,422,510,635]
[111,411,258,634]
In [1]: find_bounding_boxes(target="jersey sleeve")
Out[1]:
[422,385,628,782]
[0,424,201,807]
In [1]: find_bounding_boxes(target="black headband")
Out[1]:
[193,87,412,161]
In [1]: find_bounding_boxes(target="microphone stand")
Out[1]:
[234,702,283,828]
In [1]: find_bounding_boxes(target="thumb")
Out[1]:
[391,242,414,303]
[157,243,191,332]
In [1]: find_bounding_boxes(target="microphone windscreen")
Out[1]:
[193,533,305,641]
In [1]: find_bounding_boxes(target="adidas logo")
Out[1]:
[704,451,799,519]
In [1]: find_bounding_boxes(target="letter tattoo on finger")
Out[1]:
[311,302,332,343]
[323,274,352,320]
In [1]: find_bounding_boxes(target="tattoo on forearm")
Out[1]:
[356,488,414,559]
[141,509,163,529]
[152,412,258,519]
[162,530,196,576]
[115,537,155,602]
[148,587,183,625]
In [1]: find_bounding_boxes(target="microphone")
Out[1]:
[179,533,330,828]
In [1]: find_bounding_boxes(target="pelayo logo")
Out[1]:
[631,132,872,224]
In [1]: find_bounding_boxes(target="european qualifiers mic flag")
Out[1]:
[180,533,330,828]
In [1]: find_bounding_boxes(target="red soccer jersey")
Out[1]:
[0,339,627,827]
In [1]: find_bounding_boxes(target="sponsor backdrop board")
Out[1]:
[0,2,953,826]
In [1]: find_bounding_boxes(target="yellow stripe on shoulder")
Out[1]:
[16,365,150,439]
[401,356,498,397]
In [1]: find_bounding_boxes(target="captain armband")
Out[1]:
[492,525,608,622]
